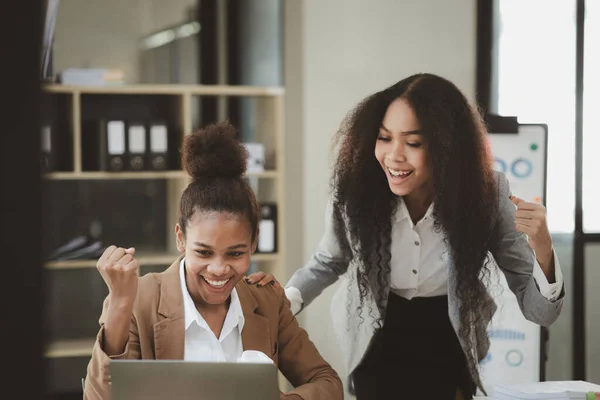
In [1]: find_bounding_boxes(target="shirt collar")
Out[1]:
[179,258,245,332]
[395,197,435,225]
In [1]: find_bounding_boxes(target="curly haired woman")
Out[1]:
[249,73,564,399]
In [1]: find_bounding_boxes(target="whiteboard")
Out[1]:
[479,124,548,395]
[489,125,547,204]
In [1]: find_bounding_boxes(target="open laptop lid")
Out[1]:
[110,360,280,400]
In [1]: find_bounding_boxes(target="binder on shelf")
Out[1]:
[256,203,277,254]
[82,119,127,171]
[127,122,147,171]
[148,122,169,171]
[41,124,55,172]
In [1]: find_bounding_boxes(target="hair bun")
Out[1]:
[181,121,248,180]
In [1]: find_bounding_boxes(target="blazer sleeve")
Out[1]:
[490,171,564,327]
[274,287,344,400]
[83,295,142,400]
[285,198,353,310]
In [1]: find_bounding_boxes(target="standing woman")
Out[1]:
[248,73,564,399]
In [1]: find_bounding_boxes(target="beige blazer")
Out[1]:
[83,257,343,400]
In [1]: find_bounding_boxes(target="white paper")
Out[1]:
[492,380,600,400]
[237,350,273,365]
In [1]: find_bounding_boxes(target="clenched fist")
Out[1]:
[97,245,139,305]
[510,196,555,282]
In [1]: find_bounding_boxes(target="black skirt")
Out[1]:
[352,293,476,400]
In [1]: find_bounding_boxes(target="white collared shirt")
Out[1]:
[179,258,245,362]
[285,198,563,314]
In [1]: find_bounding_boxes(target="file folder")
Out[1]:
[256,203,277,253]
[127,122,147,171]
[82,119,127,171]
[148,122,169,170]
[41,124,55,172]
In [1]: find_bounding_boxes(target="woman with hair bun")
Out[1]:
[83,121,343,400]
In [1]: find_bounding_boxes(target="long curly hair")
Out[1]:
[332,73,498,385]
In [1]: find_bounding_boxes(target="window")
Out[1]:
[495,0,577,233]
[583,0,600,232]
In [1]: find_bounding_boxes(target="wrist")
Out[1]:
[536,248,553,267]
[108,295,135,313]
[536,248,555,283]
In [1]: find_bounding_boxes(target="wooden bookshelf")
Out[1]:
[45,338,96,359]
[43,170,279,181]
[42,83,288,388]
[44,252,281,270]
[41,83,286,271]
[44,83,284,97]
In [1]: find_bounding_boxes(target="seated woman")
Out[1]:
[83,122,343,400]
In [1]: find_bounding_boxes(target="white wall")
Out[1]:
[283,0,305,289]
[285,0,478,396]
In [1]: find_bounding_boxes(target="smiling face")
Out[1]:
[176,211,255,309]
[374,97,432,202]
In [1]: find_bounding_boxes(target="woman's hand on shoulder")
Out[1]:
[245,271,290,308]
[246,271,280,288]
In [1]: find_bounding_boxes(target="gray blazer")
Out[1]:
[286,170,564,386]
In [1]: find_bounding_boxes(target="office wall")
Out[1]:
[53,0,196,83]
[284,0,478,396]
[283,0,305,288]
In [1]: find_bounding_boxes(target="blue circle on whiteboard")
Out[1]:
[505,349,524,367]
[511,158,533,179]
[493,158,507,173]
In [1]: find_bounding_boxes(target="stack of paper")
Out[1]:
[492,381,600,400]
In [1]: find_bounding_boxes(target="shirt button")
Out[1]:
[414,241,420,246]
[412,269,418,274]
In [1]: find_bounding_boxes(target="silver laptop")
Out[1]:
[110,360,280,400]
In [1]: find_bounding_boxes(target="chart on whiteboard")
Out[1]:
[480,124,547,395]
[488,125,546,204]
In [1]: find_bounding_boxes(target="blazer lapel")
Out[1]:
[154,258,185,360]
[236,283,273,358]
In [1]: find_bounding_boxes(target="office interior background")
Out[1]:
[4,0,598,398]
